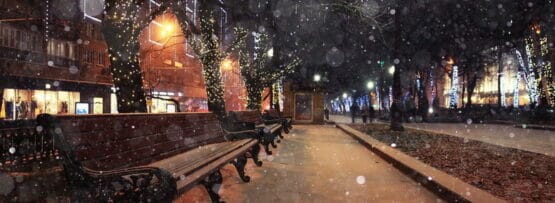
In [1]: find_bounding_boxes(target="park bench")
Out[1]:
[36,112,263,202]
[227,110,285,155]
[0,120,58,172]
[263,109,293,133]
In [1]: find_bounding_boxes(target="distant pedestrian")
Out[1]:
[324,107,330,120]
[350,103,359,123]
[368,105,375,122]
[361,104,369,123]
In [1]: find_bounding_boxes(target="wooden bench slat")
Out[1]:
[174,139,258,193]
[149,139,254,177]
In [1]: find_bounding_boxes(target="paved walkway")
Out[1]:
[330,115,555,156]
[176,125,439,202]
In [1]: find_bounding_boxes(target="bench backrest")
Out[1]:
[228,110,264,126]
[37,113,226,171]
[264,109,281,118]
[0,120,57,171]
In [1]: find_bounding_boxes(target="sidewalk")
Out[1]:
[176,125,439,202]
[330,115,555,156]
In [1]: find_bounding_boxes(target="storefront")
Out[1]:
[147,91,208,113]
[0,76,113,120]
[1,88,80,119]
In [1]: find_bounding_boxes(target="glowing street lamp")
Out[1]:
[366,81,375,89]
[220,58,233,71]
[342,93,348,98]
[160,23,174,38]
[388,66,395,75]
[313,74,321,82]
[267,48,274,58]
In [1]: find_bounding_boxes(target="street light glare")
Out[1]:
[313,74,321,82]
[267,48,274,57]
[220,59,233,71]
[366,81,375,89]
[388,66,395,75]
[342,93,348,98]
[165,24,174,33]
[159,22,175,38]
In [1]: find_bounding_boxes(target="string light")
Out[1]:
[449,65,459,108]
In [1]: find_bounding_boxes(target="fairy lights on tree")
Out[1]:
[171,0,236,119]
[101,0,166,113]
[234,27,299,110]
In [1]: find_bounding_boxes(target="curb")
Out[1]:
[514,124,555,131]
[336,124,506,203]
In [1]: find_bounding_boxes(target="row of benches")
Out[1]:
[1,109,292,202]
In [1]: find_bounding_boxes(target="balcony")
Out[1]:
[0,46,79,68]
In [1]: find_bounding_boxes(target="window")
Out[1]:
[9,29,15,47]
[67,43,75,59]
[96,51,105,65]
[30,35,36,51]
[15,30,20,48]
[21,34,29,51]
[0,26,9,47]
[85,23,94,38]
[87,50,93,63]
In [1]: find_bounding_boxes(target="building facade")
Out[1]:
[0,0,113,120]
[1,0,247,120]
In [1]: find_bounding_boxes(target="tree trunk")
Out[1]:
[199,2,226,119]
[466,74,477,109]
[416,72,428,121]
[390,64,404,131]
[390,0,404,131]
[246,84,263,110]
[101,2,147,113]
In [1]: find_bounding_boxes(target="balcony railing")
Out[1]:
[0,46,79,68]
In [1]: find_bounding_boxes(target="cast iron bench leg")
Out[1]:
[282,120,290,134]
[263,142,272,155]
[231,155,251,182]
[248,144,263,166]
[201,170,224,203]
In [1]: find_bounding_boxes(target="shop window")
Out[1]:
[2,89,80,120]
[93,97,103,114]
